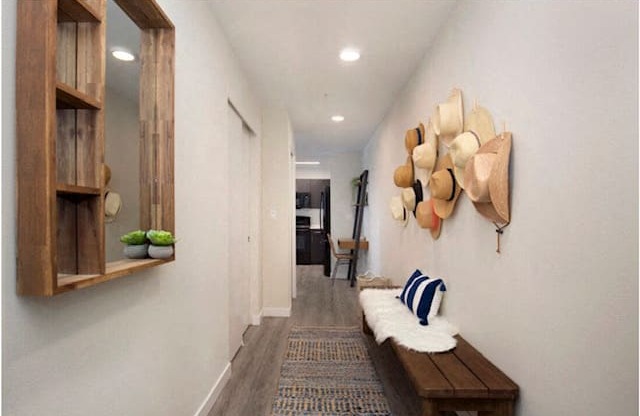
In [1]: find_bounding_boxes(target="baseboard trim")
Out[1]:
[251,310,263,326]
[194,362,232,416]
[262,306,291,317]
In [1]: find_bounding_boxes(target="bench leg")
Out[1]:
[479,401,514,416]
[421,400,441,416]
[362,313,373,335]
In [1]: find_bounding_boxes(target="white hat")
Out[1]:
[105,191,122,223]
[390,196,409,226]
[434,88,463,146]
[449,131,482,189]
[412,120,438,185]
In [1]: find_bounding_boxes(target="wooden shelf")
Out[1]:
[57,183,101,196]
[56,81,102,110]
[57,258,173,292]
[58,0,101,23]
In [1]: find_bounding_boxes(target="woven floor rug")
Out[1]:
[271,326,391,416]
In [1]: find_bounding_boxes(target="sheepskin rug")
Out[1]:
[359,288,459,353]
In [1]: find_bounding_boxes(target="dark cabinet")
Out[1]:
[296,179,329,208]
[310,230,326,264]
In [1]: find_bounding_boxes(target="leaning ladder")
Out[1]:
[347,170,369,287]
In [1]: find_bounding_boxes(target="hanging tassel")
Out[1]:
[493,222,510,253]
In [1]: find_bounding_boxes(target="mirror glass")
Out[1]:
[104,0,142,262]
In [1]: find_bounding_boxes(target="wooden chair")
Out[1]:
[327,233,354,284]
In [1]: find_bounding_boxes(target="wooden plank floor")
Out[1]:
[208,265,464,416]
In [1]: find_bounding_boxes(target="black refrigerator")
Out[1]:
[320,186,331,276]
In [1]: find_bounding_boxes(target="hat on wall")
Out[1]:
[464,132,512,224]
[390,195,409,226]
[412,120,438,185]
[464,104,496,145]
[449,131,482,189]
[393,156,414,188]
[428,154,462,219]
[104,190,122,223]
[404,122,426,155]
[433,88,463,146]
[103,163,112,186]
[401,180,424,215]
[416,199,442,239]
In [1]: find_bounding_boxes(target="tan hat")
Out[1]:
[390,195,409,226]
[104,190,122,223]
[464,132,512,224]
[393,156,414,188]
[434,88,463,146]
[449,131,482,189]
[103,164,112,186]
[412,120,438,185]
[428,154,462,219]
[416,199,442,239]
[404,123,426,155]
[464,104,496,145]
[401,180,424,215]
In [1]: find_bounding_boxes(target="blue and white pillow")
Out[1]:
[398,272,446,326]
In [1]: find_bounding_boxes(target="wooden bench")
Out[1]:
[363,318,518,416]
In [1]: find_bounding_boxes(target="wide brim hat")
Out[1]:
[449,131,482,189]
[416,199,441,239]
[412,120,438,185]
[104,190,122,223]
[390,195,409,226]
[401,180,424,215]
[404,122,426,155]
[464,104,496,146]
[393,156,414,188]
[464,132,512,224]
[434,88,463,146]
[428,153,462,219]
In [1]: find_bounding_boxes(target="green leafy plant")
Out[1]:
[146,230,176,246]
[120,230,148,245]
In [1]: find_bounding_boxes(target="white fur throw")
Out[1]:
[359,288,459,353]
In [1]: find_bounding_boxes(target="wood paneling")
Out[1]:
[114,0,174,29]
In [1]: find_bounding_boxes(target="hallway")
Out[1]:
[208,266,423,416]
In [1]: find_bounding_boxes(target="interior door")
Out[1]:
[228,105,250,360]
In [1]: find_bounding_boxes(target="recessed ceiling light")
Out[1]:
[339,48,360,62]
[111,48,135,62]
[296,161,320,165]
[331,115,345,122]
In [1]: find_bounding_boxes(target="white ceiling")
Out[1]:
[209,1,458,159]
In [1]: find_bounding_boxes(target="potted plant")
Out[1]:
[146,230,176,259]
[120,230,149,259]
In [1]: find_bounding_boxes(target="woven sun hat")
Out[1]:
[412,120,438,185]
[393,156,414,188]
[428,153,462,219]
[390,195,409,226]
[434,88,464,146]
[464,103,496,145]
[103,163,112,186]
[464,132,512,224]
[449,131,482,189]
[104,190,122,223]
[416,199,441,239]
[401,180,424,215]
[404,122,426,155]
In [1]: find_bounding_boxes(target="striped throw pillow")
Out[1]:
[397,269,423,304]
[398,274,446,326]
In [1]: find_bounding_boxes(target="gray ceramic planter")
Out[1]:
[148,244,174,259]
[123,244,149,259]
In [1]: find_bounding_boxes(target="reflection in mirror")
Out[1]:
[104,0,141,262]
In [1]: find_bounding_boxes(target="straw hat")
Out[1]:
[404,123,426,155]
[390,195,409,226]
[464,104,496,145]
[434,88,463,146]
[416,199,441,239]
[428,154,462,219]
[464,132,512,224]
[393,156,414,188]
[103,164,112,186]
[412,120,438,185]
[449,131,481,189]
[104,190,122,223]
[401,180,424,215]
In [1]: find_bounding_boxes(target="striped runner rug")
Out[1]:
[271,326,391,416]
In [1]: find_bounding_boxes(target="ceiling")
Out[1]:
[209,1,457,159]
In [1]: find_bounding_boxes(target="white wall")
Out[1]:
[2,1,262,415]
[261,108,294,315]
[363,1,638,415]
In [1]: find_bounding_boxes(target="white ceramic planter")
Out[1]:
[148,244,174,259]
[123,244,149,259]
